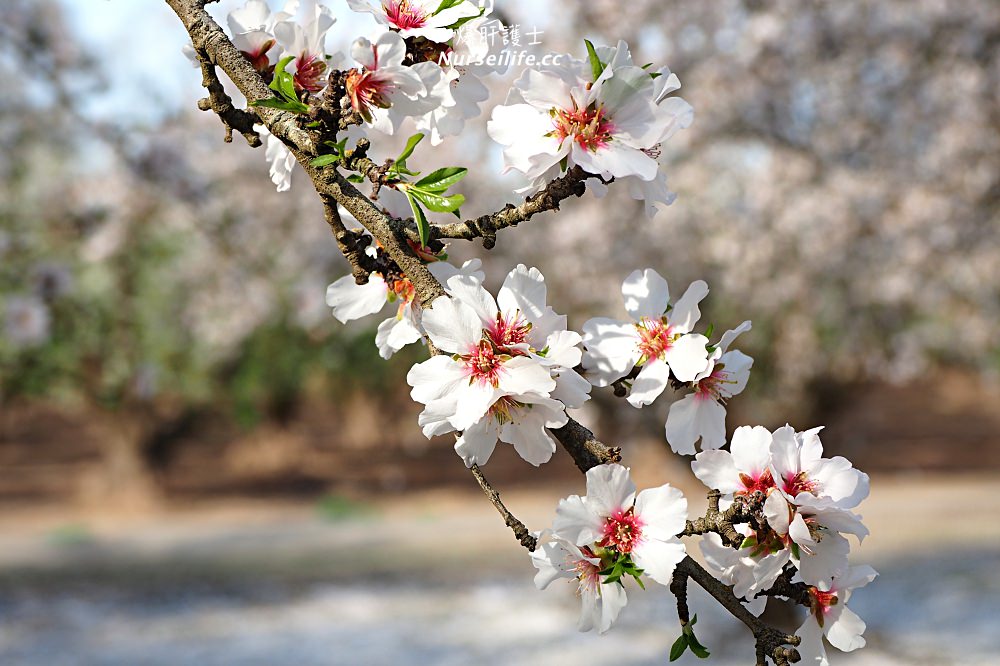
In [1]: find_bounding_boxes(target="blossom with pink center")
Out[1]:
[488,40,685,194]
[326,252,484,359]
[345,31,426,129]
[582,269,711,405]
[347,0,484,43]
[406,294,555,434]
[272,0,337,93]
[530,533,628,634]
[796,566,878,665]
[226,0,279,75]
[691,425,776,498]
[581,41,695,217]
[666,320,753,454]
[763,491,867,585]
[551,464,688,587]
[434,266,589,467]
[769,425,870,510]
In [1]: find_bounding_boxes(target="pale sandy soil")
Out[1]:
[0,460,998,665]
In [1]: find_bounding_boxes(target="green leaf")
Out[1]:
[414,166,467,192]
[435,0,465,13]
[740,535,758,549]
[310,154,342,167]
[411,190,465,213]
[396,133,425,164]
[445,5,486,30]
[687,632,711,659]
[669,634,688,662]
[584,39,605,82]
[404,189,430,247]
[704,323,715,340]
[346,174,365,183]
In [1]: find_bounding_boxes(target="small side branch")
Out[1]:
[433,166,591,249]
[470,464,537,551]
[675,556,801,666]
[550,417,621,473]
[322,196,377,284]
[196,53,261,146]
[681,489,751,547]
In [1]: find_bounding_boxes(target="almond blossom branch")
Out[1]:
[470,464,537,551]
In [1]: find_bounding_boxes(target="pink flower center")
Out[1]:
[387,277,416,318]
[736,469,775,497]
[600,507,644,554]
[294,51,327,93]
[782,471,819,497]
[571,545,602,592]
[383,0,428,30]
[808,587,839,627]
[241,39,275,74]
[346,69,394,120]
[694,363,736,402]
[550,103,615,152]
[635,317,675,362]
[488,312,531,349]
[463,339,505,387]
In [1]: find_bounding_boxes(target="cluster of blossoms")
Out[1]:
[532,464,688,632]
[488,41,693,217]
[693,425,875,664]
[214,0,504,191]
[582,268,753,456]
[203,6,878,660]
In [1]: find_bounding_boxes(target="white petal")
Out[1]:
[730,425,773,478]
[498,356,556,395]
[553,494,603,546]
[634,484,687,540]
[632,538,686,586]
[718,320,752,353]
[497,264,548,321]
[691,450,741,494]
[763,492,791,535]
[627,360,671,407]
[454,416,500,467]
[581,317,640,386]
[585,463,636,518]
[663,333,710,382]
[444,274,498,328]
[621,268,669,320]
[597,581,628,634]
[795,615,830,666]
[325,274,387,323]
[666,393,727,455]
[450,382,501,431]
[668,280,709,333]
[825,605,867,652]
[374,314,422,359]
[407,355,467,404]
[719,350,753,397]
[421,296,483,353]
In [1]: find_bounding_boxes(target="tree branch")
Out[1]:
[470,464,537,551]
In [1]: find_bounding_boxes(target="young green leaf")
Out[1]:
[435,0,465,13]
[704,323,715,340]
[310,154,342,167]
[414,166,467,192]
[411,190,465,214]
[584,39,606,82]
[396,133,425,164]
[403,188,431,247]
[669,634,689,662]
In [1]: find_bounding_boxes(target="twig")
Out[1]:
[196,52,260,146]
[470,464,537,551]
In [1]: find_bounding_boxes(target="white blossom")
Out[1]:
[552,464,688,587]
[666,320,753,454]
[796,566,878,666]
[582,268,711,404]
[530,532,628,634]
